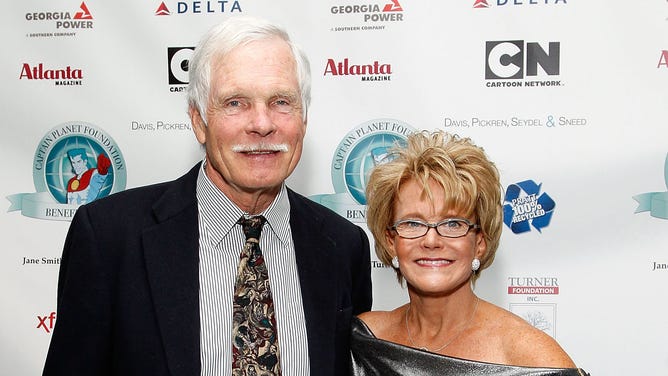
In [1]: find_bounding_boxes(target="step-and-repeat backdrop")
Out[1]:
[2,1,667,375]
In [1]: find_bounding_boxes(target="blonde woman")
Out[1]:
[352,130,588,375]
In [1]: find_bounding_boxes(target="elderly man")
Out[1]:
[43,16,372,376]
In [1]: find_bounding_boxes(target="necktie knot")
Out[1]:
[238,215,266,241]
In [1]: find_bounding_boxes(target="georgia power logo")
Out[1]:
[24,2,94,38]
[633,153,668,219]
[309,119,414,223]
[7,121,127,221]
[503,180,555,234]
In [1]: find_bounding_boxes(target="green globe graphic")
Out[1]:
[344,133,404,205]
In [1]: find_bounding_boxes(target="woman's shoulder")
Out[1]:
[356,306,407,340]
[477,301,576,368]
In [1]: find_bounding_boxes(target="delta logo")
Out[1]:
[19,63,84,86]
[324,58,393,82]
[474,0,567,8]
[330,0,404,23]
[155,1,242,16]
[25,2,93,30]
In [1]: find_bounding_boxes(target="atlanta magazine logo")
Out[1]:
[7,122,127,221]
[24,2,93,38]
[503,179,555,234]
[323,58,393,82]
[659,50,668,68]
[309,119,414,223]
[633,153,668,219]
[19,63,84,86]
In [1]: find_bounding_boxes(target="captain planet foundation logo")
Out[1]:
[7,121,127,221]
[633,153,668,219]
[309,119,415,223]
[503,179,555,234]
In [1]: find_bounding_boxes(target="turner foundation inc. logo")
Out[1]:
[503,180,555,234]
[7,122,127,221]
[509,303,557,337]
[633,153,668,219]
[309,119,414,223]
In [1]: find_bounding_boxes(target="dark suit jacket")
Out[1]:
[42,163,373,376]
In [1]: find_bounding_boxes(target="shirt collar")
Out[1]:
[196,161,291,247]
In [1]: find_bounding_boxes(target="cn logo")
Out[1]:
[168,47,194,85]
[37,311,57,333]
[485,40,560,79]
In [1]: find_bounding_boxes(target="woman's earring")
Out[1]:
[391,256,400,269]
[471,258,481,272]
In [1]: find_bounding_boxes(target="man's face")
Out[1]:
[69,154,88,175]
[191,37,306,201]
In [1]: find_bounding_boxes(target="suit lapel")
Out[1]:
[143,165,201,376]
[288,190,337,373]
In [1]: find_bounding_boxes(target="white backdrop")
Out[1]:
[2,1,668,375]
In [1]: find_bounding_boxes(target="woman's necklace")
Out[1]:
[404,297,479,353]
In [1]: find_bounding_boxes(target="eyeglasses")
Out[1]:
[389,218,480,239]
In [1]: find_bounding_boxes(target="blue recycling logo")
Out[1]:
[503,180,555,234]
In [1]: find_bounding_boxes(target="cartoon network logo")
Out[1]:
[167,47,195,92]
[474,0,567,8]
[485,40,562,88]
[330,0,404,22]
[25,2,93,29]
[324,58,393,82]
[19,63,84,86]
[155,1,242,15]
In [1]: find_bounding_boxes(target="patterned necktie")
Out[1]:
[232,215,281,375]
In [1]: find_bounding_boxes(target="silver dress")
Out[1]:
[350,317,589,376]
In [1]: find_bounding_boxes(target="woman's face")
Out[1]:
[387,178,486,296]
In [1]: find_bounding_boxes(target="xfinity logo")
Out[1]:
[37,312,57,333]
[485,40,560,79]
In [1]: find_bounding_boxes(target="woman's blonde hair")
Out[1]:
[365,130,503,283]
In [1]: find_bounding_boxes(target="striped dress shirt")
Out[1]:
[196,163,310,375]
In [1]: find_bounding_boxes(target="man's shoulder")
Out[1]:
[82,164,199,214]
